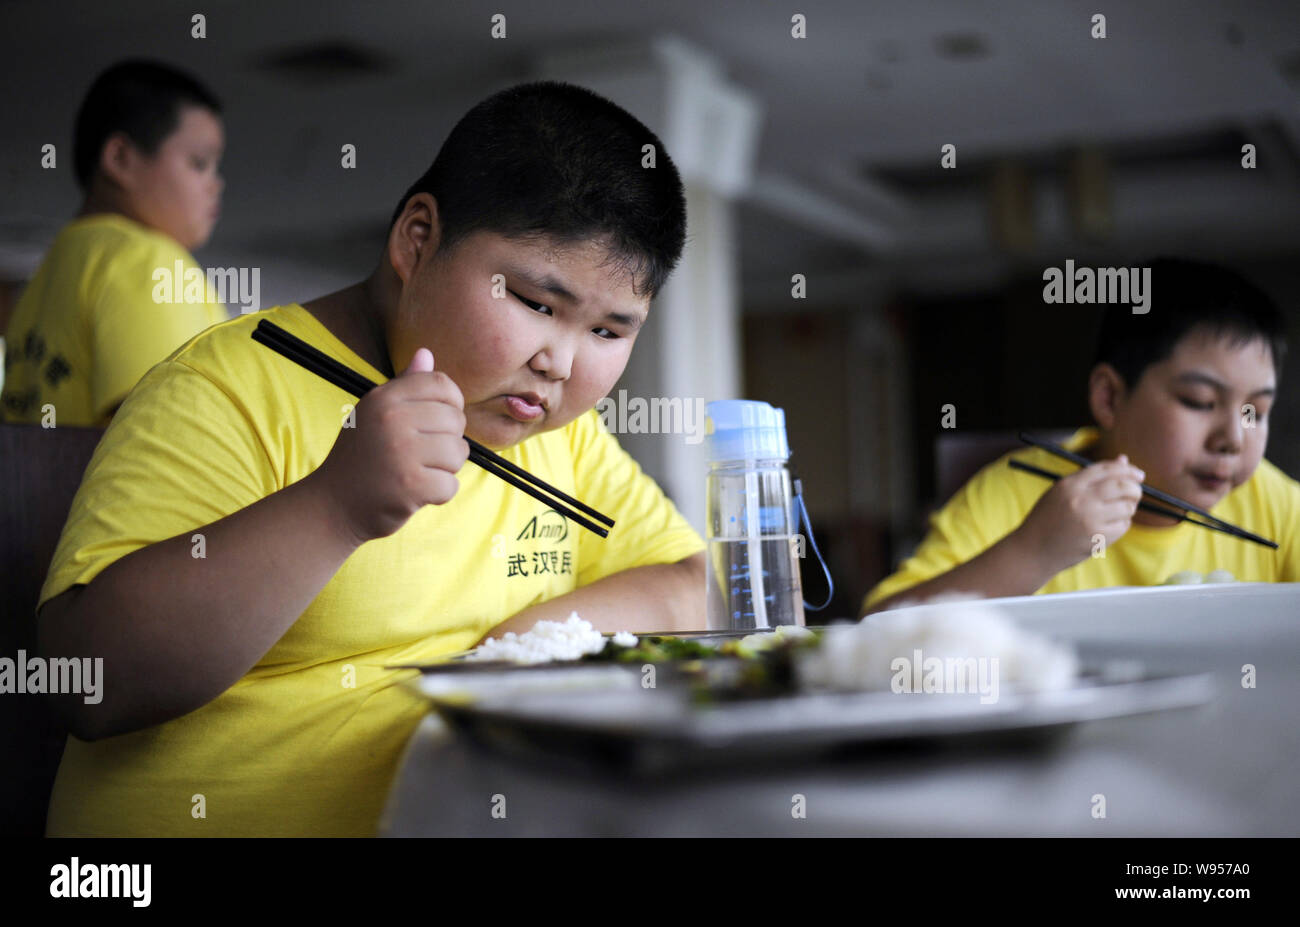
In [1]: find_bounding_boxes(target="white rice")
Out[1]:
[740,624,815,651]
[611,630,639,647]
[467,613,628,664]
[797,595,1078,693]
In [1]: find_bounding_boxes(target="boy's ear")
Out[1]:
[387,193,441,285]
[1087,362,1126,430]
[96,133,138,191]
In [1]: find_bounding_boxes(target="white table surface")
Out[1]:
[380,584,1300,836]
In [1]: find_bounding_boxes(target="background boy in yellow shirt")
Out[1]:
[865,258,1297,614]
[35,81,705,836]
[1,59,227,425]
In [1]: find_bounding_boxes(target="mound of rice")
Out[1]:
[467,613,635,664]
[739,624,816,651]
[797,595,1078,692]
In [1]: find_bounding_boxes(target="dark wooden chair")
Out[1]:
[0,423,103,836]
[935,430,1076,505]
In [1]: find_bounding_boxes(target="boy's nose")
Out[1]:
[1211,409,1245,453]
[529,341,573,381]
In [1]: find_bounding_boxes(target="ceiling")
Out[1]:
[2,0,1298,300]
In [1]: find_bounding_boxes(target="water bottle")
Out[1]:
[704,400,805,630]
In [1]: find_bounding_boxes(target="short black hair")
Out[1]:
[1094,257,1287,388]
[73,59,222,191]
[390,81,686,299]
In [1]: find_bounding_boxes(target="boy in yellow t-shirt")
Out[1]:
[36,82,706,836]
[864,258,1298,614]
[1,60,227,426]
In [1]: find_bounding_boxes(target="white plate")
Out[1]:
[418,664,1215,774]
[893,582,1300,653]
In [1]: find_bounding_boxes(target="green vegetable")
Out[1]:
[583,630,821,701]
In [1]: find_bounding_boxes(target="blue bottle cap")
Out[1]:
[705,399,790,461]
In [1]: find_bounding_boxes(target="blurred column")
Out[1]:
[536,37,761,535]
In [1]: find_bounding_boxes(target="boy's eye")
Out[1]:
[1179,397,1213,411]
[508,289,618,338]
[511,291,552,316]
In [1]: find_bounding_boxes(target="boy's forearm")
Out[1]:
[38,471,362,740]
[863,528,1061,616]
[484,552,707,640]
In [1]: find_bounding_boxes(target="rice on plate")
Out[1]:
[797,595,1078,693]
[467,613,636,663]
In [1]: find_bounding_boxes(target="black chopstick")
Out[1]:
[252,321,615,527]
[251,321,612,537]
[252,322,373,396]
[251,320,614,538]
[1007,459,1263,543]
[1017,432,1277,549]
[460,451,611,538]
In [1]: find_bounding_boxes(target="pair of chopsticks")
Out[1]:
[250,319,614,538]
[1012,432,1276,549]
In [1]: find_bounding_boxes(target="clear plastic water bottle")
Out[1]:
[704,400,805,631]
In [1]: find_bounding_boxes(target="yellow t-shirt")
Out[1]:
[38,303,705,837]
[1,213,227,426]
[863,428,1300,611]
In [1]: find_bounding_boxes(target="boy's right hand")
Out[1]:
[311,347,470,544]
[1014,455,1146,574]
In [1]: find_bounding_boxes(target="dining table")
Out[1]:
[380,583,1300,837]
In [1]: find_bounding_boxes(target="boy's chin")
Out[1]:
[1178,479,1232,512]
[465,413,541,451]
[175,226,208,251]
[1132,475,1228,525]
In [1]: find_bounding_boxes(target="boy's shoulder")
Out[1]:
[1241,456,1300,510]
[131,306,607,462]
[49,214,194,291]
[1210,457,1300,548]
[177,302,378,364]
[60,213,187,258]
[956,429,1097,505]
[125,305,318,413]
[1249,456,1298,487]
[163,304,271,366]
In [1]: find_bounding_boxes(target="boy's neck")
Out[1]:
[302,276,396,378]
[77,189,135,224]
[1080,430,1109,462]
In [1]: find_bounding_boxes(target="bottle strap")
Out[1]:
[793,478,835,611]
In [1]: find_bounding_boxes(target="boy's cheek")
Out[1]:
[592,347,633,392]
[1241,429,1268,474]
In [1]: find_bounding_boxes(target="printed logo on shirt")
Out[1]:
[0,329,73,417]
[515,509,569,544]
[506,508,574,579]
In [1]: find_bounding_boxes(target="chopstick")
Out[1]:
[1016,432,1277,549]
[1007,459,1265,543]
[251,319,615,538]
[251,320,613,536]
